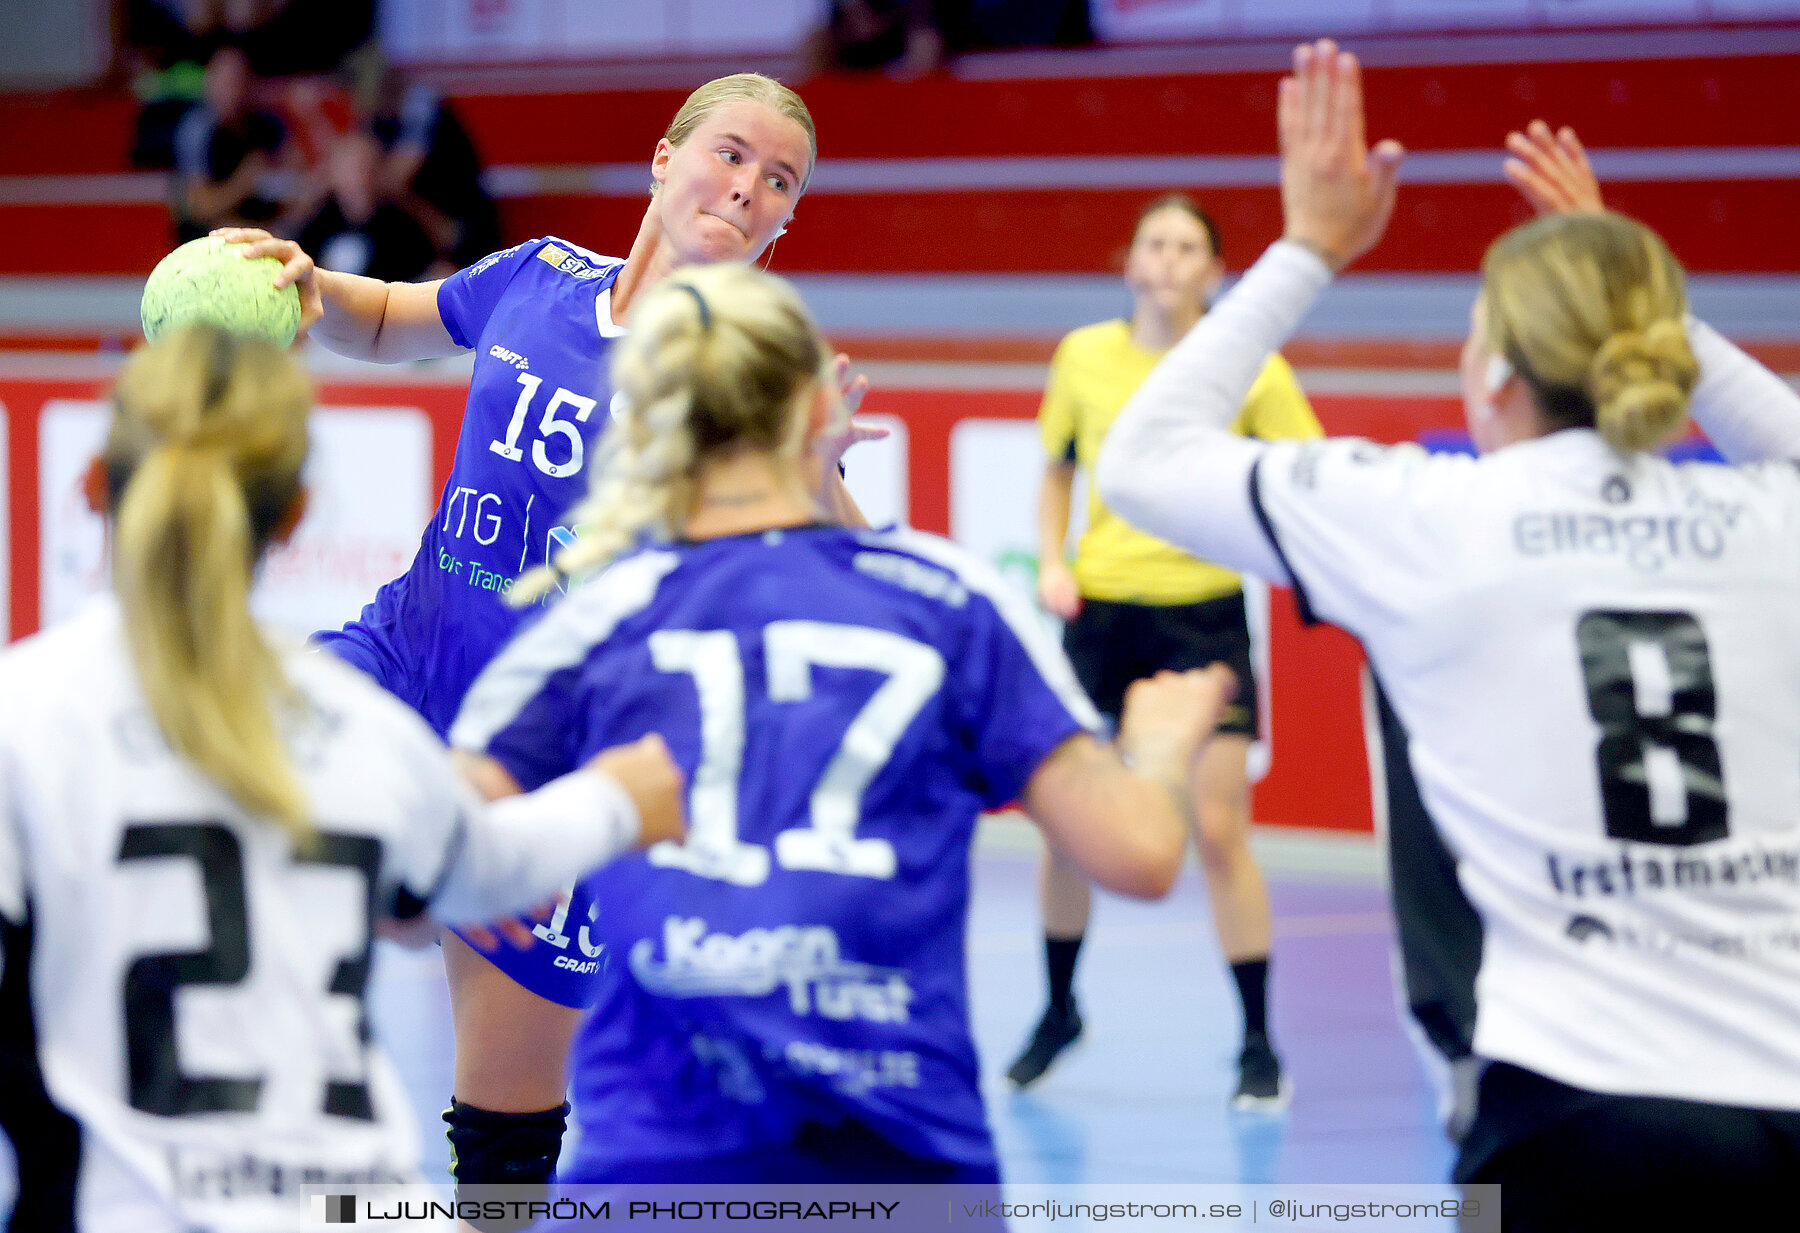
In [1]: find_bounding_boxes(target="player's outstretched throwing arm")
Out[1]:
[211,225,462,362]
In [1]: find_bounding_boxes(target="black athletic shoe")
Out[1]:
[1231,1031,1291,1113]
[1006,1002,1084,1088]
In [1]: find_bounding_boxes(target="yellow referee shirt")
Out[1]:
[1040,318,1322,605]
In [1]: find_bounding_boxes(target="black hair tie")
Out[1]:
[675,283,712,331]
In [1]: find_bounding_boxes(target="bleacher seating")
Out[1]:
[2,36,1798,360]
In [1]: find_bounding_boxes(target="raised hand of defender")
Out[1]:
[1278,39,1406,272]
[1503,120,1603,216]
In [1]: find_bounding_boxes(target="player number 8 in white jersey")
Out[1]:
[1576,609,1727,847]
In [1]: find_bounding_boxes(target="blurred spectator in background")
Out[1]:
[294,128,443,283]
[815,1,946,76]
[949,0,1092,53]
[124,0,376,169]
[122,2,205,169]
[120,0,219,73]
[358,67,502,271]
[122,0,374,76]
[128,5,491,272]
[171,44,298,239]
[810,0,1092,75]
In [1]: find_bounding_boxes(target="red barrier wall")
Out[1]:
[3,370,1462,833]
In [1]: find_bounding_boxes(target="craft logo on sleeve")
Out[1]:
[312,1194,357,1223]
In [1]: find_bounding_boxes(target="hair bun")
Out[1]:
[1586,317,1698,453]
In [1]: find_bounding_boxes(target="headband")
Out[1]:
[674,283,712,331]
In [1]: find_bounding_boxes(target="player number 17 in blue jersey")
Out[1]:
[646,620,946,888]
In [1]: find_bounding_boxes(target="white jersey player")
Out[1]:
[1097,40,1800,1227]
[0,325,683,1233]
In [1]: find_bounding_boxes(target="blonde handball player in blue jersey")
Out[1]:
[213,74,878,1195]
[451,261,1235,1184]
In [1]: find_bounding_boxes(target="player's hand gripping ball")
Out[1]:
[140,236,302,347]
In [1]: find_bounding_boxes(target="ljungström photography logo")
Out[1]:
[313,1194,357,1224]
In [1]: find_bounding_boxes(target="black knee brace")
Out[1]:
[445,1099,571,1232]
[443,1097,570,1185]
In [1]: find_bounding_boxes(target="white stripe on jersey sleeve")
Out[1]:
[0,783,21,927]
[449,549,682,753]
[857,528,1104,733]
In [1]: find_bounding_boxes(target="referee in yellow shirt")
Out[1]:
[1010,194,1322,1110]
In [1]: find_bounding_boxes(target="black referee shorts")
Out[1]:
[1062,591,1259,738]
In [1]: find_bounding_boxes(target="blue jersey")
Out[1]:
[316,236,627,738]
[451,526,1101,1171]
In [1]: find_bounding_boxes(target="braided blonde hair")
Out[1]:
[513,262,828,603]
[107,324,313,843]
[1481,211,1699,454]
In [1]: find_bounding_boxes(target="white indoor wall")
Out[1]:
[0,0,110,90]
[1090,0,1800,42]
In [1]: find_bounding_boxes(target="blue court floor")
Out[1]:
[366,827,1458,1203]
[0,829,1457,1226]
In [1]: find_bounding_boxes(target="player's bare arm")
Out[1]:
[450,737,690,847]
[1022,664,1235,898]
[1036,460,1081,620]
[212,227,461,361]
[585,734,687,849]
[452,747,524,802]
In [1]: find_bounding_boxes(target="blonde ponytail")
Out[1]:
[514,263,826,603]
[108,325,312,844]
[1587,317,1698,454]
[1481,211,1698,455]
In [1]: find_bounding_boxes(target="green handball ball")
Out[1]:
[140,236,301,347]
